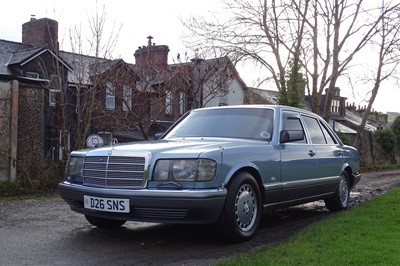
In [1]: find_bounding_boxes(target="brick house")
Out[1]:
[60,34,247,144]
[0,17,247,181]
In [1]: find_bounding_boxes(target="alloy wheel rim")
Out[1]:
[235,184,257,232]
[339,176,349,206]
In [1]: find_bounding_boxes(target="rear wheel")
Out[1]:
[85,215,126,228]
[325,171,350,211]
[217,172,261,243]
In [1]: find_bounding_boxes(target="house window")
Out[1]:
[49,75,61,107]
[49,89,58,106]
[123,85,132,111]
[179,92,185,115]
[106,83,115,110]
[165,90,172,115]
[50,75,61,88]
[26,72,40,79]
[331,99,340,114]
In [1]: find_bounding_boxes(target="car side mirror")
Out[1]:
[280,130,305,143]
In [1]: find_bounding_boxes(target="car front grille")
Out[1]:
[83,156,146,188]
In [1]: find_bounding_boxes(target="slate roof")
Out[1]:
[332,121,358,134]
[344,109,378,132]
[8,47,44,65]
[59,51,108,85]
[247,88,279,104]
[59,50,246,99]
[0,40,32,75]
[0,39,72,78]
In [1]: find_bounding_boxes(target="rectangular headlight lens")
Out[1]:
[66,156,84,177]
[153,159,216,182]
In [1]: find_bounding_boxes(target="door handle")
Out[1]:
[308,150,316,157]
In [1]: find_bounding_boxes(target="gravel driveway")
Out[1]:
[0,170,399,266]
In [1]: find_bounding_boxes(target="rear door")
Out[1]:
[279,111,318,201]
[301,115,344,193]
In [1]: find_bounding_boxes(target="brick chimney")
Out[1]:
[134,36,169,71]
[22,16,58,51]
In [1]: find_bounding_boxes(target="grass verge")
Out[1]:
[218,187,400,266]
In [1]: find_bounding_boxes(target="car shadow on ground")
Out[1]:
[60,206,331,265]
[69,205,330,246]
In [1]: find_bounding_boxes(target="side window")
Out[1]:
[320,122,337,144]
[302,116,327,144]
[282,112,306,143]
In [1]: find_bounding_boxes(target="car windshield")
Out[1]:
[164,108,274,141]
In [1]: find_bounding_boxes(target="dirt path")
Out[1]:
[350,169,400,207]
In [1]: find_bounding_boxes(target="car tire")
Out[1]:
[85,215,126,228]
[324,171,350,211]
[217,172,261,243]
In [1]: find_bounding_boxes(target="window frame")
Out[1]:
[123,85,132,112]
[165,90,172,115]
[106,82,116,110]
[301,115,338,145]
[281,111,307,144]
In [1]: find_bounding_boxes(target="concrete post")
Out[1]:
[9,80,18,182]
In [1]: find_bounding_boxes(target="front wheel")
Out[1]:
[85,215,126,228]
[324,171,350,211]
[217,172,261,243]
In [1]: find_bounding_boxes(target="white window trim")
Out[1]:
[331,99,340,113]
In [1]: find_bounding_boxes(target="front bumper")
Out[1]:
[58,181,227,224]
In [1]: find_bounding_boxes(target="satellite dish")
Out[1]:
[86,134,104,148]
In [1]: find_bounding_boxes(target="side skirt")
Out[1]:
[262,192,334,214]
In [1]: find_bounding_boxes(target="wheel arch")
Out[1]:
[225,166,265,203]
[342,164,355,188]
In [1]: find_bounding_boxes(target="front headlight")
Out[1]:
[153,159,216,182]
[66,156,84,181]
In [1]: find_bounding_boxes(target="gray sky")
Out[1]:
[2,0,399,113]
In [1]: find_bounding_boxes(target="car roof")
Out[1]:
[193,105,319,118]
[190,104,323,120]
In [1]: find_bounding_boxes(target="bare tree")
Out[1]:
[65,4,121,149]
[116,56,236,140]
[182,0,399,120]
[353,3,400,149]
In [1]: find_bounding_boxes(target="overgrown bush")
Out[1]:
[373,128,397,164]
[391,116,400,153]
[0,161,65,197]
[336,131,351,145]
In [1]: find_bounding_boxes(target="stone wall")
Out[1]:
[17,86,45,178]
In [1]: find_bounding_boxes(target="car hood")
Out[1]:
[71,138,266,158]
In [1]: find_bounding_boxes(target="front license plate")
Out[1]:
[84,195,130,213]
